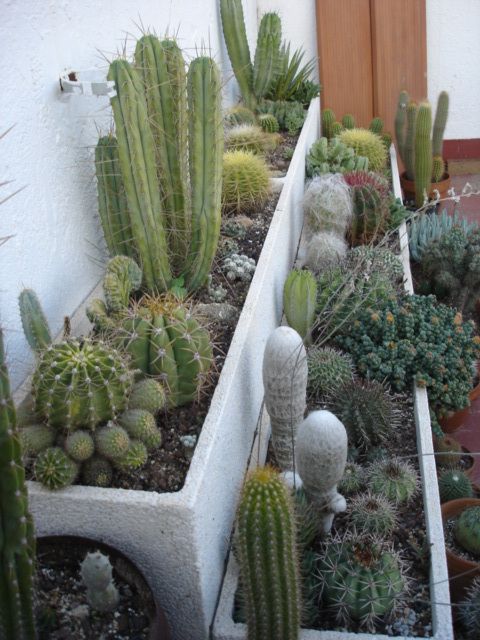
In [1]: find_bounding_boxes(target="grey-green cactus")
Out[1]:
[367,457,419,505]
[306,346,354,401]
[438,470,473,503]
[349,491,398,536]
[18,288,52,352]
[80,551,119,613]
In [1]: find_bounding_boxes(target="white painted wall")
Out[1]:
[0,0,256,390]
[427,0,480,140]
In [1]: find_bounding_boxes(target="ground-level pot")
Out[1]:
[400,170,451,204]
[441,498,480,602]
[439,381,480,433]
[18,98,321,640]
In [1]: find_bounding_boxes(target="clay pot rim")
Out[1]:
[441,498,480,567]
[400,171,451,189]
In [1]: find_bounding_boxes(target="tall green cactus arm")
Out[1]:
[432,91,449,157]
[415,102,433,207]
[253,13,281,100]
[404,101,418,180]
[95,135,133,258]
[19,288,52,352]
[237,466,301,640]
[220,0,256,109]
[0,330,36,639]
[107,59,171,292]
[394,90,409,164]
[134,36,191,271]
[184,57,223,291]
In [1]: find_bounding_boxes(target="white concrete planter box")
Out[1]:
[20,99,320,640]
[212,146,454,640]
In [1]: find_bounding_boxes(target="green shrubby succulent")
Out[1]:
[408,209,478,262]
[306,137,368,177]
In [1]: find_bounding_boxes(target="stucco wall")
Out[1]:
[0,0,256,390]
[426,0,480,140]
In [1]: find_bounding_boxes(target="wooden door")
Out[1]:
[315,0,427,135]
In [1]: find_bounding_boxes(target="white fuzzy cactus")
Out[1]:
[295,410,348,535]
[303,174,353,236]
[262,326,308,471]
[80,550,119,612]
[300,231,348,273]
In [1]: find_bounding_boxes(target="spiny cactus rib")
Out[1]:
[19,288,52,352]
[107,59,171,291]
[432,91,449,158]
[253,13,281,99]
[95,135,133,258]
[404,100,417,180]
[184,57,223,291]
[103,255,142,313]
[134,36,191,270]
[415,102,433,207]
[220,0,255,109]
[237,467,301,640]
[0,330,36,639]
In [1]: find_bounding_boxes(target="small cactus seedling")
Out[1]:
[94,424,130,462]
[64,430,95,462]
[348,491,398,536]
[82,456,113,488]
[258,113,279,133]
[80,551,119,613]
[455,506,480,557]
[34,447,78,490]
[19,423,55,456]
[119,409,162,451]
[114,440,148,471]
[128,379,166,414]
[18,288,52,352]
[438,469,473,503]
[262,327,308,470]
[283,269,317,343]
[367,457,419,505]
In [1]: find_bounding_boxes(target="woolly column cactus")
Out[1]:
[0,329,36,639]
[300,231,348,273]
[253,13,282,99]
[19,288,52,352]
[236,466,301,639]
[438,469,473,503]
[414,102,433,207]
[302,173,353,236]
[306,346,354,400]
[34,447,78,490]
[295,410,348,534]
[455,506,480,557]
[80,551,119,612]
[317,532,408,630]
[262,327,308,470]
[283,269,317,342]
[222,150,270,214]
[339,128,387,172]
[32,338,133,429]
[367,457,419,505]
[349,491,398,536]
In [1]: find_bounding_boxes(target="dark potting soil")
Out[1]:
[34,539,157,640]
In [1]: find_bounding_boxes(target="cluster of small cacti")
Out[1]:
[221,150,271,214]
[206,275,228,303]
[306,137,369,177]
[257,98,306,133]
[223,253,256,282]
[395,90,449,205]
[322,108,391,147]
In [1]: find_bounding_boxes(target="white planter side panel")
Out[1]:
[26,99,321,640]
[213,145,453,640]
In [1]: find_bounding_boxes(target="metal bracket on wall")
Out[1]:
[59,69,116,98]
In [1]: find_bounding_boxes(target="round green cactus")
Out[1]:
[222,150,270,215]
[339,128,387,172]
[342,113,355,129]
[225,124,274,154]
[82,456,113,488]
[455,506,480,557]
[349,491,397,536]
[321,108,336,139]
[225,105,257,126]
[128,379,167,414]
[317,533,408,630]
[438,469,473,503]
[434,434,462,468]
[19,423,55,456]
[119,409,162,451]
[338,462,365,495]
[95,424,130,461]
[32,338,133,429]
[458,576,480,637]
[115,439,148,471]
[306,346,354,400]
[367,457,419,505]
[64,430,95,462]
[34,447,78,490]
[258,113,279,133]
[18,288,52,353]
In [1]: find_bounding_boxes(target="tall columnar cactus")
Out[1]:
[236,466,301,640]
[321,108,336,139]
[455,506,480,557]
[19,288,52,352]
[283,269,317,342]
[253,13,282,99]
[404,100,417,180]
[415,102,433,207]
[394,89,409,163]
[262,327,308,471]
[432,91,449,157]
[95,134,133,259]
[0,329,36,639]
[219,0,255,109]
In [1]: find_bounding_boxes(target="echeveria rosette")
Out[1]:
[336,295,480,417]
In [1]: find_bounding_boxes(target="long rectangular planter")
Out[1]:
[212,144,454,640]
[20,98,321,640]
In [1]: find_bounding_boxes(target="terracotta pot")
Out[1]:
[400,171,451,204]
[38,535,171,639]
[439,381,480,434]
[441,498,480,602]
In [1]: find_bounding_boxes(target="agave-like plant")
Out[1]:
[267,42,316,101]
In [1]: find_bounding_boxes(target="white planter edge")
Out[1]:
[22,98,321,640]
[212,144,453,640]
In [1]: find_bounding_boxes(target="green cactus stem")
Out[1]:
[432,91,449,157]
[342,114,355,129]
[253,13,281,99]
[394,89,409,165]
[0,329,36,639]
[369,117,383,134]
[414,102,433,206]
[432,155,445,183]
[283,269,317,342]
[19,288,52,353]
[321,108,336,139]
[103,255,143,313]
[236,466,301,639]
[404,100,418,180]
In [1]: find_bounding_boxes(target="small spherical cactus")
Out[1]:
[80,551,119,613]
[438,469,473,503]
[307,346,354,400]
[258,113,279,133]
[225,105,257,127]
[119,409,162,451]
[19,423,56,455]
[225,124,273,154]
[82,456,113,487]
[222,150,270,215]
[455,506,480,557]
[367,457,419,505]
[434,434,462,468]
[94,424,130,461]
[349,491,398,536]
[34,447,78,490]
[65,430,95,462]
[128,379,166,414]
[339,128,387,172]
[339,462,365,495]
[114,440,148,471]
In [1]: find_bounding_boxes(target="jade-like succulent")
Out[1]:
[306,137,369,177]
[339,128,387,172]
[64,430,95,462]
[128,379,166,414]
[34,447,78,490]
[455,506,480,557]
[367,457,419,505]
[283,269,317,342]
[119,409,162,451]
[306,346,354,401]
[19,423,56,456]
[438,469,473,503]
[222,150,270,215]
[348,491,398,536]
[80,551,119,613]
[82,456,113,488]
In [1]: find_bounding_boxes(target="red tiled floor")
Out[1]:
[443,174,480,223]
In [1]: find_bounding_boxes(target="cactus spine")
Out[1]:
[253,13,281,99]
[236,466,301,640]
[19,288,52,352]
[415,102,433,207]
[0,329,36,639]
[283,269,317,342]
